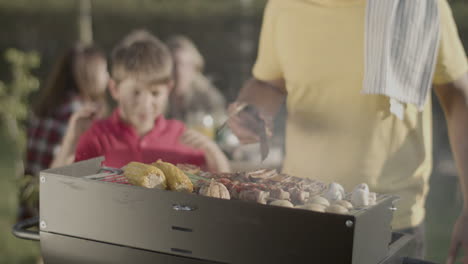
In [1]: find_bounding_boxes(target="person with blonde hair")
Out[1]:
[166,35,226,124]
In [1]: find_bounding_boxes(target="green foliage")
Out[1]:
[0,49,40,151]
[17,174,39,211]
[0,50,41,263]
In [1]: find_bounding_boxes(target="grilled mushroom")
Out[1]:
[326,204,349,214]
[307,196,330,207]
[270,187,291,201]
[296,203,326,212]
[368,192,377,205]
[353,183,369,193]
[239,189,270,204]
[199,179,231,200]
[289,187,310,205]
[334,200,353,210]
[323,182,345,202]
[351,189,369,208]
[269,200,294,208]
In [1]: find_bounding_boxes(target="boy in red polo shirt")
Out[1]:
[54,30,230,171]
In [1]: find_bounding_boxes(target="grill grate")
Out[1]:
[85,173,131,185]
[100,174,130,185]
[84,169,395,215]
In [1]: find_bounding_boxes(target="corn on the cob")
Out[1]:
[152,160,193,193]
[123,162,167,189]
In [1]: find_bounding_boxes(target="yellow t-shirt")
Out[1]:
[253,0,468,229]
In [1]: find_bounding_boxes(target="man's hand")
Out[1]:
[227,102,273,144]
[228,78,286,144]
[447,210,468,264]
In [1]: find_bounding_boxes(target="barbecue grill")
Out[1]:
[13,157,436,264]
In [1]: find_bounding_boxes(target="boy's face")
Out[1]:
[111,78,171,134]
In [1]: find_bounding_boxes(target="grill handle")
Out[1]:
[172,204,197,211]
[12,216,40,241]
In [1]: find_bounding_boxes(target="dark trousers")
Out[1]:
[396,223,426,260]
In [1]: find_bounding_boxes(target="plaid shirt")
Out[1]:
[25,96,81,176]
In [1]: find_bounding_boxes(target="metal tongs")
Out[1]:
[217,102,270,161]
[83,166,124,180]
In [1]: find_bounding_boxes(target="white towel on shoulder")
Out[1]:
[363,0,440,120]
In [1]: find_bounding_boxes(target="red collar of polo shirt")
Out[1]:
[109,108,167,139]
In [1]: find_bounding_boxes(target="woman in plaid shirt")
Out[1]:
[25,44,109,177]
[20,44,109,221]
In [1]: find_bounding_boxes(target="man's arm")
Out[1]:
[434,72,468,264]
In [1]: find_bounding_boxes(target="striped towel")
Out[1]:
[363,0,440,120]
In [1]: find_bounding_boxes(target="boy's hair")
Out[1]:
[111,29,173,84]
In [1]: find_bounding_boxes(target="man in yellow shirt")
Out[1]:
[228,0,468,262]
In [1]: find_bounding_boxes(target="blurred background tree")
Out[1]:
[0,48,41,264]
[77,0,93,45]
[0,49,40,176]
